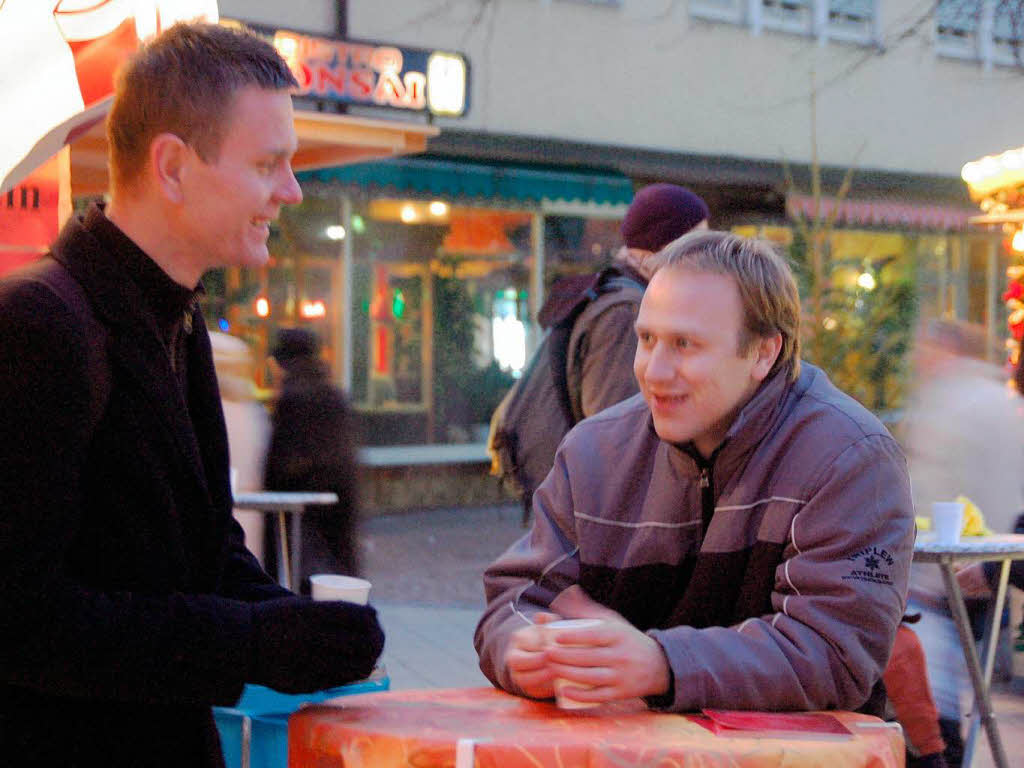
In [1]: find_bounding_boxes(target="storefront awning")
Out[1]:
[300,157,635,208]
[68,110,439,198]
[787,194,975,231]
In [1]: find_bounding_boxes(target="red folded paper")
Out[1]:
[696,710,853,736]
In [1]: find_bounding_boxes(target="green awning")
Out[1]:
[299,157,634,207]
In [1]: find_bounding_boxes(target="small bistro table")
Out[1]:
[913,533,1024,768]
[232,491,338,591]
[288,687,904,768]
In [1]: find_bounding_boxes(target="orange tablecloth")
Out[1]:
[289,687,904,768]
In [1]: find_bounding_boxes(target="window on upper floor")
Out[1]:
[936,0,1024,68]
[992,1,1024,66]
[689,0,747,25]
[936,0,981,59]
[762,0,815,35]
[689,0,876,45]
[827,0,876,42]
[555,0,623,6]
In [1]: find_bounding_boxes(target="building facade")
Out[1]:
[215,0,1020,475]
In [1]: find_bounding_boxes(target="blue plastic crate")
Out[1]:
[215,669,389,768]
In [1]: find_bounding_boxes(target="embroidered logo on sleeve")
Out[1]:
[842,547,895,586]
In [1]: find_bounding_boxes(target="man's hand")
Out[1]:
[545,617,671,705]
[505,612,561,699]
[956,562,993,599]
[545,585,672,705]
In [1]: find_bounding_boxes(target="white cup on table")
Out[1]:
[310,574,372,605]
[931,501,965,546]
[544,618,604,710]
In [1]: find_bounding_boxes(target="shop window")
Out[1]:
[750,224,916,413]
[350,199,528,445]
[544,215,623,289]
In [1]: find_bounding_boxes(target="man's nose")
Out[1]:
[642,343,674,382]
[276,166,303,205]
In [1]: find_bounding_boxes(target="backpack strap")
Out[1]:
[546,266,644,427]
[31,258,112,434]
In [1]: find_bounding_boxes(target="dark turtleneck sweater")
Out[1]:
[82,203,200,396]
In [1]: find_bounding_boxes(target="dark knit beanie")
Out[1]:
[621,184,710,253]
[270,328,321,369]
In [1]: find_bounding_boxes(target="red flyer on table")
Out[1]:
[698,710,853,736]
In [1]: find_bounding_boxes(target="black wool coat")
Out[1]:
[0,209,293,767]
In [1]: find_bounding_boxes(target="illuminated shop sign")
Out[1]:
[246,24,469,117]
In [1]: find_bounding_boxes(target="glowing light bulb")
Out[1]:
[857,272,876,291]
[325,225,346,240]
[255,296,270,318]
[1012,227,1024,253]
[400,204,417,223]
[428,201,449,217]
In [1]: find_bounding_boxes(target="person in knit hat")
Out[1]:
[488,182,709,525]
[619,183,710,267]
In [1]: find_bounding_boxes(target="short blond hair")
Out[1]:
[107,22,297,192]
[648,230,802,380]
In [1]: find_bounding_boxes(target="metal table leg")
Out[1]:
[939,558,1010,768]
[290,507,303,592]
[963,559,1011,766]
[277,510,291,590]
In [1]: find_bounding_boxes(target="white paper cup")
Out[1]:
[544,619,604,710]
[931,501,965,546]
[309,574,371,604]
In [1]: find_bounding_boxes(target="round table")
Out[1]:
[288,687,904,768]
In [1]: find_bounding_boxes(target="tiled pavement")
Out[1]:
[359,503,1024,767]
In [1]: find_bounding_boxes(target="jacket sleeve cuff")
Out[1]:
[644,629,695,711]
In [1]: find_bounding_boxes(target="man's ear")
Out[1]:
[751,332,783,381]
[148,133,190,204]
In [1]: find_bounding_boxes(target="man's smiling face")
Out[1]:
[633,265,775,456]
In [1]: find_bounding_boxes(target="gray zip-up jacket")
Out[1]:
[475,362,915,712]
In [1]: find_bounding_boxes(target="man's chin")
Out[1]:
[651,421,691,445]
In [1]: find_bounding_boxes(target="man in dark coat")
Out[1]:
[264,328,361,588]
[0,23,383,767]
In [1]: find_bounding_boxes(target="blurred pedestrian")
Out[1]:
[902,318,1024,767]
[0,23,382,767]
[265,328,361,591]
[211,330,271,564]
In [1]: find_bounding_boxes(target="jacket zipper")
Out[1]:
[698,463,715,538]
[170,300,197,373]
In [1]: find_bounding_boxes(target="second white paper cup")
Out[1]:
[545,618,604,710]
[310,574,372,604]
[931,501,965,546]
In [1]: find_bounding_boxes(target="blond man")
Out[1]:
[476,230,914,713]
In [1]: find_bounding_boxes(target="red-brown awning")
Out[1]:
[787,194,975,231]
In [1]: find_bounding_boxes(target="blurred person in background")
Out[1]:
[902,318,1024,767]
[0,23,382,767]
[210,330,271,564]
[264,328,361,592]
